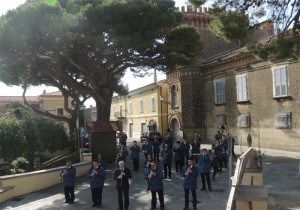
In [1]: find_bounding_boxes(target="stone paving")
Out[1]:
[0,140,300,210]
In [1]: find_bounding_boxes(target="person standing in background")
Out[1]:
[130,140,141,171]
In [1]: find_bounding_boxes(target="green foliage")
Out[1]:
[10,157,30,174]
[209,9,250,41]
[0,0,203,121]
[6,102,32,119]
[248,34,300,60]
[187,0,206,7]
[0,115,70,167]
[0,117,25,162]
[44,0,58,6]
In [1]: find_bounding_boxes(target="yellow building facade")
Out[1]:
[110,81,168,139]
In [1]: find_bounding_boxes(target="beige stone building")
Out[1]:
[109,81,168,139]
[0,90,70,128]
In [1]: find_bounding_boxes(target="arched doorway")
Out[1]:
[171,118,180,142]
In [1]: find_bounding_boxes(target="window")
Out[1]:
[140,100,144,113]
[119,105,123,117]
[272,65,288,97]
[171,85,177,107]
[129,102,132,115]
[150,97,155,112]
[57,108,64,116]
[236,74,248,102]
[214,79,225,104]
[216,115,226,127]
[238,115,251,128]
[275,112,291,128]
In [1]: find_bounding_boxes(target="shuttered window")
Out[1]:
[214,79,225,104]
[272,65,288,97]
[236,74,248,102]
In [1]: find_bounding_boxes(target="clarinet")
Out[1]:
[185,166,191,180]
[120,168,124,186]
[60,168,68,183]
[90,167,97,184]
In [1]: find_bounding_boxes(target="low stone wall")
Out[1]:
[0,162,91,203]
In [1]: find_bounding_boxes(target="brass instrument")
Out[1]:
[218,124,227,134]
[115,153,121,164]
[210,151,215,161]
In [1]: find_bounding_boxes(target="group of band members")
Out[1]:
[60,131,233,210]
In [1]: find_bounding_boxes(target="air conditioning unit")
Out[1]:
[275,112,291,128]
[238,115,250,128]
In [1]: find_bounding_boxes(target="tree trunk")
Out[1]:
[95,93,113,122]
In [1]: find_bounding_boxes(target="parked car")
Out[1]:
[140,131,162,142]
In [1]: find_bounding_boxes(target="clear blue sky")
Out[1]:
[0,0,188,104]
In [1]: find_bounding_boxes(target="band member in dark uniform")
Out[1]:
[87,160,106,207]
[161,143,173,179]
[144,161,165,210]
[181,158,199,210]
[197,148,212,191]
[116,143,129,164]
[60,160,76,204]
[130,140,141,171]
[114,160,132,210]
[173,141,184,172]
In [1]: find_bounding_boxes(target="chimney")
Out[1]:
[154,69,157,83]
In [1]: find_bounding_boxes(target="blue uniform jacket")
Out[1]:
[173,146,184,161]
[181,165,199,189]
[216,143,227,158]
[87,166,106,188]
[144,167,164,191]
[130,145,141,159]
[61,166,76,187]
[191,141,201,154]
[161,148,173,165]
[197,154,211,173]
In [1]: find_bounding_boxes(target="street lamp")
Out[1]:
[160,96,163,136]
[71,104,86,162]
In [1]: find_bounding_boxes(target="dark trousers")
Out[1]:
[175,160,184,172]
[163,163,171,178]
[200,173,211,190]
[151,190,164,208]
[212,164,219,179]
[184,189,197,208]
[144,152,148,160]
[64,186,75,202]
[222,156,227,168]
[153,152,160,162]
[91,187,103,205]
[117,188,129,209]
[132,158,139,171]
[218,158,223,172]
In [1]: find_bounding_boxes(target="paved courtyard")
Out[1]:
[0,140,300,210]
